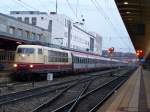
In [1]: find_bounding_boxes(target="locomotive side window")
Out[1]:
[17,48,35,54]
[48,50,68,62]
[38,48,43,54]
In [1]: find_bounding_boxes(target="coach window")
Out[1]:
[38,48,43,54]
[17,17,22,21]
[58,52,62,62]
[24,17,29,24]
[64,53,68,62]
[32,17,37,25]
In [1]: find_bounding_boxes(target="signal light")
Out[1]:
[108,47,114,54]
[136,49,144,58]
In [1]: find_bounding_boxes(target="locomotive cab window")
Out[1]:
[17,48,35,54]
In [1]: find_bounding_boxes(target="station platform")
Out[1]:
[97,66,150,112]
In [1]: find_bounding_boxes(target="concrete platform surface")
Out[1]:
[97,66,150,112]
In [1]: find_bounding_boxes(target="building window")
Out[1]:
[9,26,15,35]
[17,17,22,21]
[25,31,30,39]
[0,24,7,32]
[17,28,23,37]
[64,32,68,37]
[31,33,36,40]
[30,11,34,14]
[32,17,37,25]
[39,35,42,40]
[24,17,29,24]
[48,20,52,33]
[65,19,70,27]
[65,19,67,27]
[37,34,40,40]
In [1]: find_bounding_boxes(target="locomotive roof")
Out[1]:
[17,45,71,53]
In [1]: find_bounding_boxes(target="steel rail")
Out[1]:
[50,69,135,112]
[0,75,96,106]
[31,76,98,112]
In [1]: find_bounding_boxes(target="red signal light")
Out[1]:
[108,47,114,54]
[136,49,144,58]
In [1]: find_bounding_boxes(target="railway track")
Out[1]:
[0,76,95,106]
[31,68,135,112]
[0,68,136,112]
[0,69,116,105]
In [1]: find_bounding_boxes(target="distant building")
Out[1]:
[0,12,51,43]
[10,11,102,54]
[89,32,102,55]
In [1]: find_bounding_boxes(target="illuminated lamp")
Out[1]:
[126,11,131,14]
[140,50,143,53]
[124,1,128,5]
[108,47,114,54]
[136,52,140,56]
[29,64,34,68]
[13,64,18,68]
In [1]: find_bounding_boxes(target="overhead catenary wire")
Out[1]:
[17,0,38,11]
[8,0,67,28]
[37,0,46,11]
[0,0,134,52]
[90,0,129,51]
[65,0,79,21]
[103,0,135,52]
[12,0,33,10]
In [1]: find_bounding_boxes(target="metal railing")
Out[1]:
[0,51,15,70]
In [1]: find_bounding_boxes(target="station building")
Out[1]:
[0,12,51,47]
[10,11,102,55]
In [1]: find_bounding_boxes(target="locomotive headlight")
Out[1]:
[13,64,18,68]
[29,64,34,68]
[22,54,25,57]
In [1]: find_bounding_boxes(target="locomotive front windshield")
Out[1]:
[17,48,35,54]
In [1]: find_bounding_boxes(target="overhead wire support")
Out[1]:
[56,0,58,14]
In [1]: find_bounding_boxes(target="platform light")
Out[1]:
[124,1,128,5]
[126,11,131,14]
